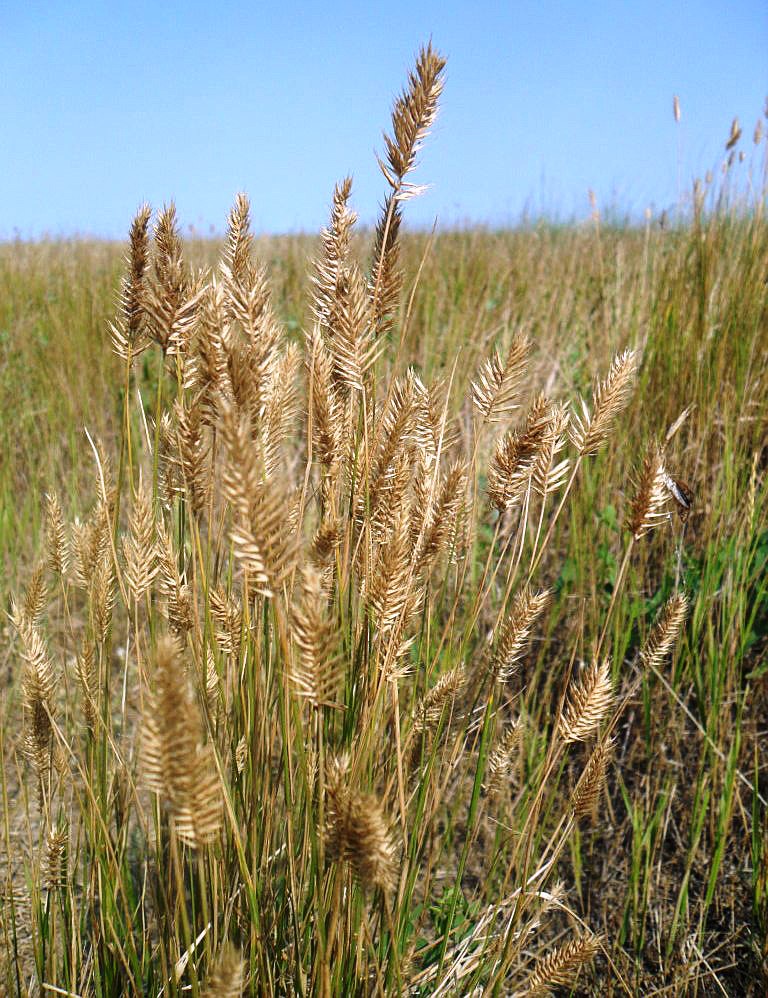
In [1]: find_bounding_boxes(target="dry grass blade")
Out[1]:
[570,349,638,455]
[559,659,613,744]
[524,933,601,995]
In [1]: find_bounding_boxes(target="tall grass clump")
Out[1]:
[2,46,767,997]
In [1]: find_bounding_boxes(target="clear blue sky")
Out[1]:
[1,1,766,239]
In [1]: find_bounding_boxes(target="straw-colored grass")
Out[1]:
[1,44,767,997]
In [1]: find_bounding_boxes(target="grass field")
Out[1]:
[1,46,767,996]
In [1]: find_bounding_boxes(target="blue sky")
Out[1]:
[1,1,766,238]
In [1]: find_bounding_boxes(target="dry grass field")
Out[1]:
[1,46,767,996]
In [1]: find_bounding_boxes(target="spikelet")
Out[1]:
[122,475,159,602]
[141,636,223,848]
[156,525,193,637]
[559,660,613,744]
[626,441,670,539]
[490,588,550,683]
[725,116,742,151]
[188,282,231,424]
[222,192,258,298]
[531,401,570,497]
[524,933,600,995]
[21,564,47,626]
[572,739,613,821]
[327,262,377,393]
[13,606,57,778]
[325,756,397,892]
[369,194,403,334]
[367,505,418,635]
[312,177,356,330]
[202,943,245,998]
[90,552,116,643]
[71,501,110,591]
[412,373,458,467]
[43,492,68,576]
[260,342,302,479]
[76,642,98,731]
[110,203,152,359]
[640,591,689,670]
[307,325,343,475]
[311,515,342,566]
[570,349,638,456]
[144,202,202,357]
[379,41,446,193]
[485,718,523,797]
[487,395,554,512]
[43,823,68,890]
[155,412,179,509]
[175,399,210,516]
[219,400,295,596]
[409,666,466,768]
[471,332,530,423]
[365,372,418,521]
[412,460,468,575]
[290,566,341,708]
[209,588,243,661]
[204,649,220,717]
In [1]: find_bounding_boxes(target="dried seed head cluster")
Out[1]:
[627,440,671,539]
[570,349,638,456]
[490,587,550,683]
[325,757,397,892]
[525,933,601,995]
[5,40,702,993]
[640,591,689,670]
[141,637,223,847]
[559,659,614,744]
